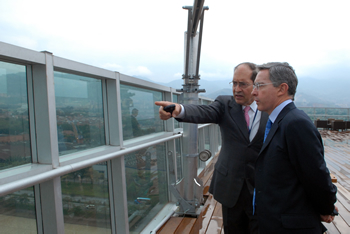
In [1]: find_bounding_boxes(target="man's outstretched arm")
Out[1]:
[154,101,182,120]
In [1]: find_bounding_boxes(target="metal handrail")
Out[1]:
[0,133,182,197]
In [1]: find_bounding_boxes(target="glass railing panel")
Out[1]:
[314,108,326,115]
[0,187,37,233]
[175,138,183,181]
[202,99,211,105]
[299,107,350,121]
[120,84,163,140]
[124,143,168,233]
[0,61,31,170]
[204,126,210,150]
[326,108,349,120]
[54,72,105,156]
[61,163,111,233]
[299,107,314,115]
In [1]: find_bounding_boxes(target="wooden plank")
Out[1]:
[203,185,210,196]
[324,221,340,234]
[336,184,350,212]
[332,214,349,234]
[157,217,184,234]
[206,219,223,234]
[335,200,350,227]
[212,202,222,217]
[175,217,196,234]
[321,134,350,233]
[205,201,223,234]
[196,195,217,234]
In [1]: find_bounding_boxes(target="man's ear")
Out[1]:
[277,83,289,96]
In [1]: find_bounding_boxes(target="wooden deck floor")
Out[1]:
[321,130,350,233]
[157,130,350,234]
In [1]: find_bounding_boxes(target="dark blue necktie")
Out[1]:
[253,118,273,215]
[264,119,272,142]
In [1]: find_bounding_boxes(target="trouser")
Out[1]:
[222,182,258,234]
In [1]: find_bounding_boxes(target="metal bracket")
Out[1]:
[169,174,204,216]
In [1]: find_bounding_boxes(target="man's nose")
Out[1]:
[251,88,257,96]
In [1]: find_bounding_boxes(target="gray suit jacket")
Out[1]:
[177,95,268,207]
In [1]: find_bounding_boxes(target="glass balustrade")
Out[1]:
[54,71,106,156]
[124,143,167,233]
[0,43,220,234]
[0,61,31,170]
[61,163,111,233]
[0,187,37,233]
[299,107,350,121]
[120,84,163,140]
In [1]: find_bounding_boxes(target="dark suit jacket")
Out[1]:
[177,95,268,207]
[255,102,337,233]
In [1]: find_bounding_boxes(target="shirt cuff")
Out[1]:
[176,104,185,119]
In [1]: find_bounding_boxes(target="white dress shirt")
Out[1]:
[243,101,261,142]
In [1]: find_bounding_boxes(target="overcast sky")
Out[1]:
[1,0,349,83]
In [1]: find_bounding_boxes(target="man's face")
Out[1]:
[251,69,279,115]
[232,65,254,106]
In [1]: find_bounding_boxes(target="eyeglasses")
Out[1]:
[252,82,276,91]
[229,81,252,89]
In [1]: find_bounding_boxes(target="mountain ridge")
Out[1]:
[150,76,350,108]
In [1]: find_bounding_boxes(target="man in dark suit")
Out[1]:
[251,62,337,233]
[155,62,268,233]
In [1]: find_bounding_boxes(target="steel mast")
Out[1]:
[170,0,209,216]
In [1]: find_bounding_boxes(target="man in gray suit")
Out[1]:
[155,62,268,233]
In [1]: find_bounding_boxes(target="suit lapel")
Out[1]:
[260,102,296,153]
[228,99,249,140]
[251,111,268,144]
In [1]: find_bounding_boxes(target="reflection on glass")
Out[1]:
[175,138,183,181]
[61,164,111,233]
[0,61,31,170]
[299,107,350,121]
[202,100,211,105]
[0,187,37,233]
[54,72,105,156]
[125,143,168,233]
[120,84,163,140]
[204,127,210,150]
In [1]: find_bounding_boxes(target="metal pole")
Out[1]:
[195,7,208,77]
[184,9,192,79]
[173,2,208,215]
[181,32,200,204]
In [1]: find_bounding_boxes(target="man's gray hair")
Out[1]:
[257,62,298,97]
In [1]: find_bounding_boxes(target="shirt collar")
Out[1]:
[269,99,292,123]
[242,101,257,112]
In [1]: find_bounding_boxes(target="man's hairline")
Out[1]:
[233,64,256,82]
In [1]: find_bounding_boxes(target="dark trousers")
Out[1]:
[222,182,258,234]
